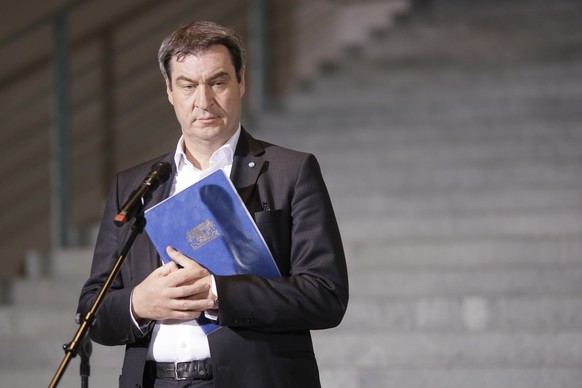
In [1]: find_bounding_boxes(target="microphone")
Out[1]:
[113,161,172,226]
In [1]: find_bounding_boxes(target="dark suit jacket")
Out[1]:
[78,129,349,388]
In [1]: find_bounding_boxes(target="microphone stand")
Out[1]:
[48,216,146,388]
[77,327,92,388]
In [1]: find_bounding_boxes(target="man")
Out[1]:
[78,21,348,388]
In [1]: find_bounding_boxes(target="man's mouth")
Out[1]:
[196,116,218,122]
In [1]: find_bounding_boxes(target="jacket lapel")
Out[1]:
[230,128,265,205]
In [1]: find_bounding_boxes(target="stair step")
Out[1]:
[0,339,123,387]
[284,82,582,112]
[259,111,580,139]
[347,265,582,297]
[332,187,582,219]
[314,141,582,168]
[259,126,582,161]
[345,237,582,268]
[341,296,582,331]
[0,338,124,370]
[312,331,582,368]
[0,366,120,388]
[339,212,582,242]
[318,367,582,388]
[11,278,86,307]
[325,172,582,198]
[50,247,94,277]
[290,69,582,107]
[0,306,78,339]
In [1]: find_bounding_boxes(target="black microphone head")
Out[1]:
[113,161,172,227]
[150,161,172,185]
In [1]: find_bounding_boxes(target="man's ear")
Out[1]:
[165,77,174,106]
[239,66,246,98]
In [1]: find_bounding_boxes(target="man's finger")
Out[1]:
[155,261,178,277]
[170,297,218,312]
[166,246,207,272]
[169,282,211,299]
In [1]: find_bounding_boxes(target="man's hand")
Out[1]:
[131,246,217,322]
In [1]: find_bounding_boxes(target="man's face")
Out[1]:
[166,44,245,150]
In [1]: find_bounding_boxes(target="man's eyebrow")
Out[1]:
[174,72,231,84]
[206,71,231,82]
[175,75,196,84]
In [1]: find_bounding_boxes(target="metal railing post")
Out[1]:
[50,11,73,249]
[248,0,270,113]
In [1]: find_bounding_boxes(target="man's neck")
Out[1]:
[184,143,215,170]
[181,126,241,170]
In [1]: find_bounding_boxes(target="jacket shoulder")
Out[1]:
[117,152,174,180]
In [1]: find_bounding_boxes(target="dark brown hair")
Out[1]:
[158,21,246,87]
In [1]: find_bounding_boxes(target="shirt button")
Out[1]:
[248,162,255,168]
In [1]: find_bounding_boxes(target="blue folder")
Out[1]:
[144,169,280,333]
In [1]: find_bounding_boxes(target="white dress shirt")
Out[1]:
[144,126,241,362]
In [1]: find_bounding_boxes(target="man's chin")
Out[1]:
[184,126,233,143]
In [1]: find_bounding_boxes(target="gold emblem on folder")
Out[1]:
[186,220,220,251]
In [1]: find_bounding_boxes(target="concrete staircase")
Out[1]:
[0,247,123,387]
[2,0,582,387]
[257,118,582,387]
[256,0,582,387]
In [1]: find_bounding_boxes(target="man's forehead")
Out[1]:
[173,44,231,63]
[171,62,233,83]
[173,49,233,72]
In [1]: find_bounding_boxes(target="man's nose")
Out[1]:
[195,84,213,110]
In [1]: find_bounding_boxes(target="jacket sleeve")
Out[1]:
[215,153,349,331]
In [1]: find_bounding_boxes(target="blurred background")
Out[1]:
[1,0,582,386]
